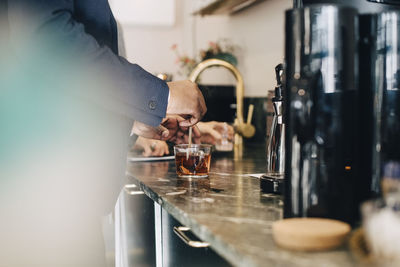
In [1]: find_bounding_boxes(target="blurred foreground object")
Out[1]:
[362,197,400,263]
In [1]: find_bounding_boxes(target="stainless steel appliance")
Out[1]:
[266,64,285,176]
[261,64,285,194]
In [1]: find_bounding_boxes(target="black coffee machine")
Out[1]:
[282,0,400,226]
[284,5,364,225]
[359,10,400,193]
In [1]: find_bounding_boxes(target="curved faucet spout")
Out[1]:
[188,58,255,139]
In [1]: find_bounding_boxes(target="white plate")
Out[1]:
[127,155,175,162]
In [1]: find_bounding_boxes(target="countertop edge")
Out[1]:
[129,175,261,267]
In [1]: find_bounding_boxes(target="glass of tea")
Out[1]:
[174,144,212,178]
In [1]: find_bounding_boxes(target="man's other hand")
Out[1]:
[166,80,207,127]
[131,115,201,143]
[197,121,234,145]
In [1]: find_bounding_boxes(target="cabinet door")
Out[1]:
[116,185,156,267]
[159,208,231,267]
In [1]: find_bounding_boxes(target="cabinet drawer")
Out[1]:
[160,208,231,267]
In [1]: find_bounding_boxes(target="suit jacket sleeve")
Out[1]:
[8,0,169,127]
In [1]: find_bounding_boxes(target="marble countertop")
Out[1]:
[126,144,357,267]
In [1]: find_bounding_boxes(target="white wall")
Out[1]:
[117,0,291,97]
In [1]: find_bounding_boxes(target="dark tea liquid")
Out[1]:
[175,152,211,177]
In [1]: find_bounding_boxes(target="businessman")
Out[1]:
[7,0,206,134]
[1,1,205,266]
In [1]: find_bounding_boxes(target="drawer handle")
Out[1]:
[173,226,210,248]
[124,184,144,195]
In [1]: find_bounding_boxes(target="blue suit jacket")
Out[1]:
[7,0,169,127]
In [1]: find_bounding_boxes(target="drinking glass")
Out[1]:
[174,144,212,178]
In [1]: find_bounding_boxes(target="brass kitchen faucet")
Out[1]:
[189,58,256,145]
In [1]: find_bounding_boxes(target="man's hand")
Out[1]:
[167,80,207,127]
[131,115,201,143]
[131,120,169,140]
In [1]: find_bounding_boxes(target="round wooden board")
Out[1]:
[272,218,351,251]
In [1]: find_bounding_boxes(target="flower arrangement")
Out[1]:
[171,39,239,78]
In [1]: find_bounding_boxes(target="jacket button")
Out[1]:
[149,101,156,110]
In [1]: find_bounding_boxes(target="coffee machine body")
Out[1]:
[284,6,365,225]
[359,12,400,192]
[374,12,400,165]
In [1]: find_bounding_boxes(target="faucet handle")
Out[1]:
[234,104,256,138]
[247,104,254,124]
